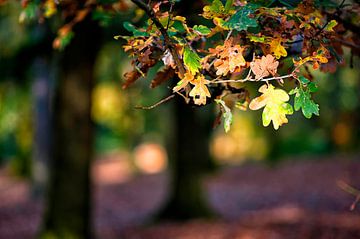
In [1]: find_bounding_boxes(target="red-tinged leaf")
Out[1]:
[150,66,175,88]
[122,69,142,89]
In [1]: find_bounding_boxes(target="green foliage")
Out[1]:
[222,5,258,31]
[123,22,149,37]
[291,87,320,119]
[183,46,201,75]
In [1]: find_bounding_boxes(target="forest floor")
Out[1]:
[1,153,360,239]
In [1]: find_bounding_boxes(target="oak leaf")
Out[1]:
[249,84,293,129]
[189,74,211,105]
[172,70,194,92]
[151,66,175,88]
[250,54,279,80]
[210,38,246,76]
[269,38,287,59]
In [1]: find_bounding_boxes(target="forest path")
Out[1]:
[0,153,359,239]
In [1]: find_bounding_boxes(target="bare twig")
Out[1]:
[225,30,233,41]
[211,73,294,84]
[131,0,186,77]
[135,94,175,110]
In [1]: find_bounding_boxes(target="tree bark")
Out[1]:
[41,17,101,239]
[158,97,216,220]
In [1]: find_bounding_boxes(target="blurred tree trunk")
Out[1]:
[32,57,51,198]
[157,0,216,220]
[41,17,101,239]
[159,97,215,219]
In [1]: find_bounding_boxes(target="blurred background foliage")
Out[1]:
[0,0,359,179]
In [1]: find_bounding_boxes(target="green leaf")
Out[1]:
[172,20,187,33]
[183,46,201,75]
[225,0,234,11]
[298,76,310,84]
[222,5,258,31]
[58,31,74,50]
[193,25,211,35]
[123,22,149,37]
[307,82,318,93]
[202,0,226,19]
[324,20,338,31]
[293,87,319,119]
[248,35,266,43]
[215,99,233,133]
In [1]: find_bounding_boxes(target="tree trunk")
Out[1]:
[158,97,215,220]
[32,57,51,198]
[41,17,101,239]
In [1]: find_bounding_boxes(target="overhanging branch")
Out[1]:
[131,0,186,77]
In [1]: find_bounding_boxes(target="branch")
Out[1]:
[210,73,294,84]
[135,94,175,110]
[131,0,186,77]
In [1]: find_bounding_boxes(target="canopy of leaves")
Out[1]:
[15,0,359,131]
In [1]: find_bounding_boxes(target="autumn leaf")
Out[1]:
[173,70,194,92]
[202,0,234,19]
[150,66,175,88]
[249,84,293,129]
[162,49,176,68]
[183,46,201,75]
[189,74,211,105]
[210,38,246,76]
[122,69,142,89]
[293,46,329,69]
[215,99,233,133]
[269,38,287,59]
[250,54,279,79]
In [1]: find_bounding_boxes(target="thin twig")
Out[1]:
[225,30,233,41]
[135,94,175,110]
[211,73,294,84]
[131,0,186,77]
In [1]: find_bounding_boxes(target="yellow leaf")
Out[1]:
[189,75,211,105]
[269,38,287,59]
[249,84,293,130]
[173,70,194,92]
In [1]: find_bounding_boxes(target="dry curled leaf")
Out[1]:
[122,69,142,89]
[150,66,175,88]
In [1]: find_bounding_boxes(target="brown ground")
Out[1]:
[1,153,360,239]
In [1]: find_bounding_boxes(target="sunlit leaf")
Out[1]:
[269,38,287,59]
[249,84,293,129]
[183,46,201,75]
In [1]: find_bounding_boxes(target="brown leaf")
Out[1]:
[122,69,142,89]
[150,66,175,88]
[250,54,279,80]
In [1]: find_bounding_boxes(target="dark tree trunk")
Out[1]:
[156,0,216,220]
[32,57,52,198]
[158,97,216,220]
[41,17,101,239]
